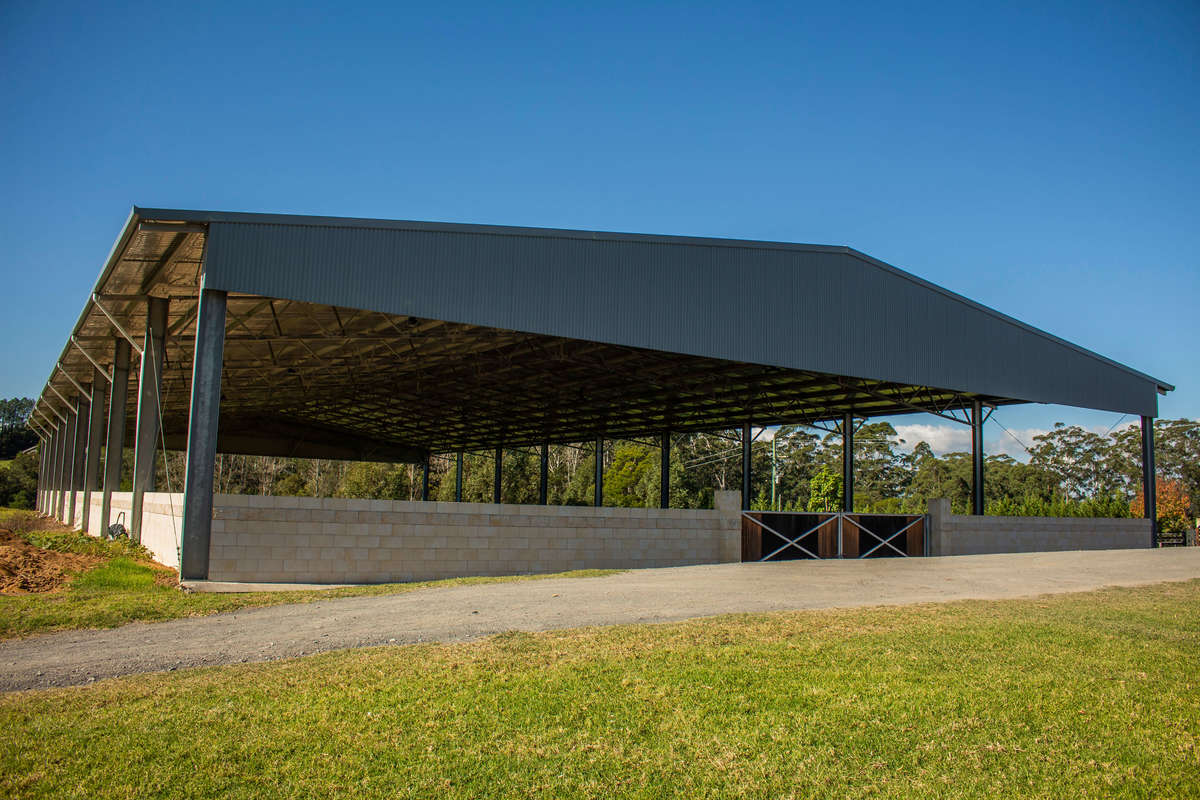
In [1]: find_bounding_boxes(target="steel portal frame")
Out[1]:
[26,210,1173,578]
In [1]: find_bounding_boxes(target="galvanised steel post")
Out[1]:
[1141,415,1157,547]
[538,442,549,505]
[842,412,854,513]
[741,423,752,511]
[131,297,169,543]
[81,369,107,532]
[455,451,463,502]
[493,447,502,504]
[69,395,90,528]
[660,431,670,509]
[971,400,984,516]
[101,339,131,535]
[180,287,227,581]
[594,438,604,507]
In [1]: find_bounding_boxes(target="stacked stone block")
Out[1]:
[927,498,1152,555]
[86,492,183,568]
[205,491,743,583]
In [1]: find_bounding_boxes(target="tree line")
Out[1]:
[2,394,1196,531]
[147,417,1200,531]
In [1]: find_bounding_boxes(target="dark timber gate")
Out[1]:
[741,512,927,560]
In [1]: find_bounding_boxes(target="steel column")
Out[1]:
[81,369,106,532]
[180,288,226,580]
[741,423,752,511]
[69,396,90,528]
[55,422,67,518]
[58,419,70,519]
[594,438,604,507]
[538,442,549,505]
[455,451,463,502]
[493,447,502,504]
[421,460,430,501]
[101,339,131,535]
[971,399,984,516]
[34,437,42,512]
[37,435,48,513]
[42,426,50,514]
[48,425,60,516]
[57,406,76,520]
[1141,415,1157,546]
[44,433,55,515]
[842,413,854,513]
[660,431,670,509]
[131,297,168,543]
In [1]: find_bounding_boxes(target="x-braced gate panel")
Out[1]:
[741,512,926,560]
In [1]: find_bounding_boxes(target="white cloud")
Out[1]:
[761,419,1142,462]
[892,423,972,455]
[892,420,1140,461]
[984,427,1048,460]
[893,423,1042,460]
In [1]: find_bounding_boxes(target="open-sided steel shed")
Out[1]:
[29,208,1173,578]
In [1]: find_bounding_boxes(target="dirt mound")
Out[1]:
[3,514,75,533]
[0,530,103,595]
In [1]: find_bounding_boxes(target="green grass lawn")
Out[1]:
[2,581,1198,799]
[0,508,619,638]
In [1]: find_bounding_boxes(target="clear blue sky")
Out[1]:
[2,1,1196,457]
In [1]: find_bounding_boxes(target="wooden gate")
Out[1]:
[742,512,926,560]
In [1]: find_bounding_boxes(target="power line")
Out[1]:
[1103,414,1129,436]
[989,416,1033,456]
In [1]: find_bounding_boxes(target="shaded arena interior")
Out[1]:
[29,209,1173,579]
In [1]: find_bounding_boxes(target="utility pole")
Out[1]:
[771,435,777,511]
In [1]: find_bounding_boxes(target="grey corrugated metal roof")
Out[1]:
[31,207,1172,452]
[137,207,1170,392]
[180,208,1169,414]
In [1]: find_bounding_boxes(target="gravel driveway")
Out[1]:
[3,547,1198,692]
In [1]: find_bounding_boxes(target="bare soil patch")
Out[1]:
[0,530,103,595]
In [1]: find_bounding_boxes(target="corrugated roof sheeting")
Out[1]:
[31,208,1170,457]
[203,219,1163,417]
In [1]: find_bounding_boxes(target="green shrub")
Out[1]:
[986,493,1132,518]
[19,527,153,560]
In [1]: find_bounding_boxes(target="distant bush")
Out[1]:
[0,451,37,510]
